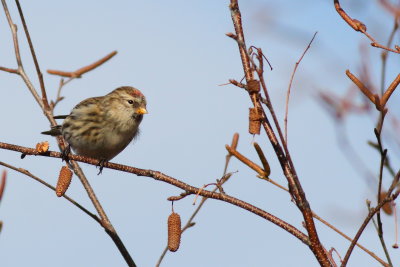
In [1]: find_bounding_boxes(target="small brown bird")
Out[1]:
[42,86,147,172]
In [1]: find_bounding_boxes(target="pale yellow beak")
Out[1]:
[137,107,148,115]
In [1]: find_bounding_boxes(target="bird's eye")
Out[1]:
[127,100,134,104]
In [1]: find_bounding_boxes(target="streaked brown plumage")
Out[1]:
[43,86,147,163]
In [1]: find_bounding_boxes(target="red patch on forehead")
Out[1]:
[130,89,143,97]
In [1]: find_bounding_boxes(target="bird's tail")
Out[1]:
[41,125,62,136]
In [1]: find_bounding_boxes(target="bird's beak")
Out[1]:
[136,107,148,115]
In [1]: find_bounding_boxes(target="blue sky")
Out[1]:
[0,1,399,266]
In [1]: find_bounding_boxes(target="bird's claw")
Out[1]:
[96,159,107,175]
[61,145,71,162]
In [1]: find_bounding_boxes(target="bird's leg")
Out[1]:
[96,158,108,175]
[61,145,71,162]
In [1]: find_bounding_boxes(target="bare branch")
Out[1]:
[47,51,118,78]
[0,66,18,74]
[0,170,6,203]
[381,74,400,108]
[0,141,310,245]
[341,172,400,267]
[15,0,50,110]
[346,70,380,109]
[229,1,329,265]
[334,0,400,53]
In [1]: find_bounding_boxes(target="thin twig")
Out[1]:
[47,51,117,78]
[226,144,266,176]
[380,18,398,95]
[1,0,44,110]
[228,139,387,266]
[381,74,400,108]
[48,51,118,110]
[374,122,394,266]
[334,0,400,54]
[0,170,6,203]
[229,1,253,81]
[15,0,50,110]
[156,133,240,267]
[346,70,380,109]
[0,66,18,74]
[284,32,317,144]
[393,202,399,248]
[313,212,389,267]
[341,172,400,267]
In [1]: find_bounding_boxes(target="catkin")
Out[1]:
[168,212,181,252]
[35,141,49,153]
[249,107,262,135]
[56,166,72,197]
[380,192,393,215]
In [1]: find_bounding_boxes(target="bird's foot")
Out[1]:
[61,145,71,162]
[96,159,108,175]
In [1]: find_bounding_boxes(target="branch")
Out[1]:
[229,1,330,266]
[380,18,398,95]
[227,142,389,266]
[341,172,400,267]
[334,0,400,54]
[229,0,253,81]
[48,51,118,110]
[0,170,6,203]
[1,0,44,110]
[381,74,400,108]
[346,70,380,110]
[47,50,118,78]
[15,0,50,110]
[0,141,310,245]
[0,66,18,74]
[374,121,394,265]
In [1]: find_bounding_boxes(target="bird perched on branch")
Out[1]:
[42,86,148,173]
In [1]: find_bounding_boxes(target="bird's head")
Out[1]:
[108,86,148,120]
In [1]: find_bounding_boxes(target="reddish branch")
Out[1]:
[381,73,400,107]
[346,70,400,111]
[334,0,400,54]
[0,141,310,245]
[228,139,389,266]
[0,170,6,202]
[47,51,117,78]
[341,187,400,266]
[229,1,330,266]
[0,66,18,74]
[226,145,265,176]
[345,70,378,107]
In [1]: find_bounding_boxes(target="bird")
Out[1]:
[42,86,148,173]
